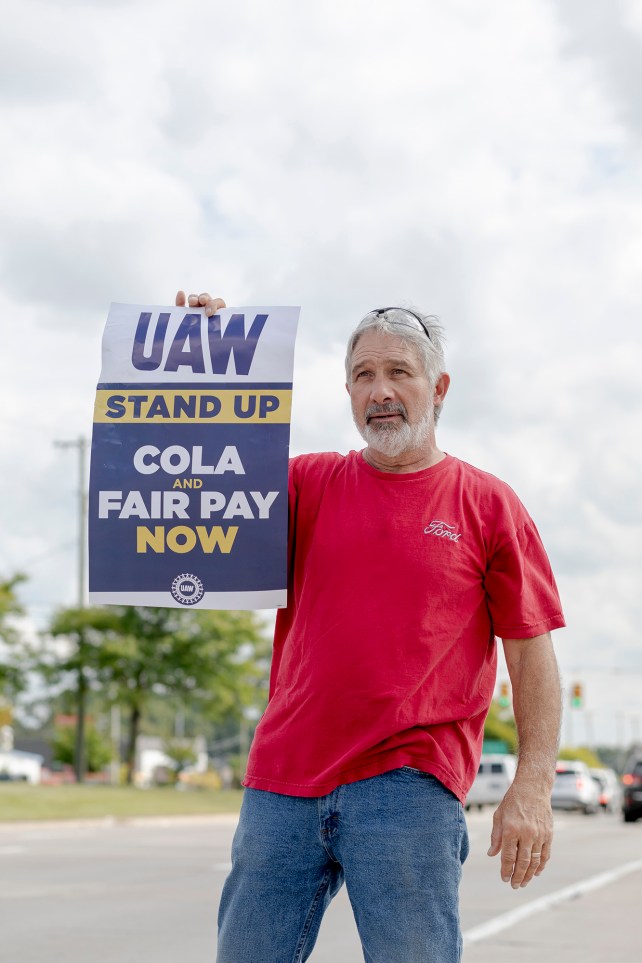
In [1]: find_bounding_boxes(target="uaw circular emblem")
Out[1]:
[171,573,205,606]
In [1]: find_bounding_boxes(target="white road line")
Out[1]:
[463,859,642,945]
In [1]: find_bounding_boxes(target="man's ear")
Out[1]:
[434,372,450,406]
[345,382,351,396]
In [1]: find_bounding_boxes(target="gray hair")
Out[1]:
[345,307,447,422]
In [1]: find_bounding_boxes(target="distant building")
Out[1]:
[0,748,44,784]
[13,736,55,769]
[135,735,208,787]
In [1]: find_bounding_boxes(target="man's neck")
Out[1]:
[362,445,446,474]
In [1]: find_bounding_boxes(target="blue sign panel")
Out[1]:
[89,304,299,609]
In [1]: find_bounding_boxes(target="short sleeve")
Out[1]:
[484,519,565,639]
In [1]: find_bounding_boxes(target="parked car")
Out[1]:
[622,754,642,823]
[465,754,517,811]
[590,767,622,812]
[551,760,600,814]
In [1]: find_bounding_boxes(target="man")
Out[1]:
[177,292,564,963]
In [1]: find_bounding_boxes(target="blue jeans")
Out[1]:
[217,768,469,963]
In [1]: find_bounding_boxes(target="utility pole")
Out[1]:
[54,436,88,608]
[54,435,89,782]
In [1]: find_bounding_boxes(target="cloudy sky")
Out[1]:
[2,0,641,746]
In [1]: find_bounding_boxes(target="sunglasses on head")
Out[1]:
[363,307,433,343]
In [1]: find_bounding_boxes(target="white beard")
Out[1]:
[355,403,433,458]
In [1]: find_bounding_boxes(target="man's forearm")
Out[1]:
[487,633,562,887]
[503,633,562,788]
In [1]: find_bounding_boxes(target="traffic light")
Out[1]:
[498,681,510,708]
[571,683,583,709]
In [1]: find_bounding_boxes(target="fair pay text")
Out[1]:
[97,445,279,555]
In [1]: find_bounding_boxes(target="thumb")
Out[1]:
[487,816,502,856]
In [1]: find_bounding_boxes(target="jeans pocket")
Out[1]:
[400,766,433,777]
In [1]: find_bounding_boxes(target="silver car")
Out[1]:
[551,760,600,814]
[590,767,623,813]
[465,754,517,811]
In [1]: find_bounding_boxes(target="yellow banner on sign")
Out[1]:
[93,389,292,424]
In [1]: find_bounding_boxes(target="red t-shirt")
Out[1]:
[244,451,565,802]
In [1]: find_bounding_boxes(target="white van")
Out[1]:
[465,754,517,811]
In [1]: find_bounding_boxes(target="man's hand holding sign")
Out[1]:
[175,290,226,315]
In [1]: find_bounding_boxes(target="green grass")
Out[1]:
[0,784,244,822]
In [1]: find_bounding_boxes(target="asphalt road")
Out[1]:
[0,807,640,962]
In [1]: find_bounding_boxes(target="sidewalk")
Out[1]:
[0,812,240,832]
[463,869,639,962]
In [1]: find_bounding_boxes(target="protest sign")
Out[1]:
[88,303,299,609]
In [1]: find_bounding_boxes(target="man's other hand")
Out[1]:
[176,291,226,317]
[487,781,553,889]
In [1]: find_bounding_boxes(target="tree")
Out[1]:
[53,723,112,773]
[44,605,270,784]
[483,699,518,752]
[46,606,118,783]
[593,745,627,774]
[163,739,198,780]
[558,745,603,768]
[0,574,28,699]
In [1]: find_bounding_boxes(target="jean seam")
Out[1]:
[292,869,333,963]
[317,790,343,862]
[458,802,469,865]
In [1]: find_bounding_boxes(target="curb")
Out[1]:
[0,813,241,832]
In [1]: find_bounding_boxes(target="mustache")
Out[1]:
[365,402,408,422]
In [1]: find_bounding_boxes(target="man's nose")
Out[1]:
[369,373,395,403]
